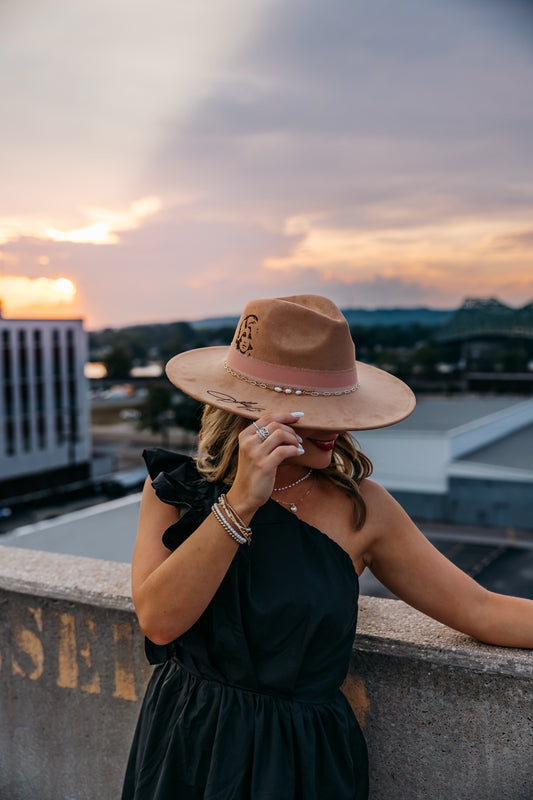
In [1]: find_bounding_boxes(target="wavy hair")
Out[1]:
[195,404,373,529]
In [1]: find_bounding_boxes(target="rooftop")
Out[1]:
[388,394,526,432]
[459,422,533,471]
[1,494,141,563]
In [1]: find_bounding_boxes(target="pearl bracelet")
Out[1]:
[211,499,252,546]
[218,494,252,540]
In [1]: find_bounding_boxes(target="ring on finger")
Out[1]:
[253,421,270,441]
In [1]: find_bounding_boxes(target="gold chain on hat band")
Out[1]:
[223,361,360,397]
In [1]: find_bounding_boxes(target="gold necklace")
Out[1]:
[274,482,313,513]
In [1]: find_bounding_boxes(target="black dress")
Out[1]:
[122,450,368,800]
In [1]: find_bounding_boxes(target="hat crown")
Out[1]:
[230,295,355,372]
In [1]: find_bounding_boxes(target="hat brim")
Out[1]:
[166,347,415,431]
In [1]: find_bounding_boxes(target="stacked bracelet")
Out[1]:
[212,494,252,546]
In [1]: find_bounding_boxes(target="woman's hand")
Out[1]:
[227,412,305,518]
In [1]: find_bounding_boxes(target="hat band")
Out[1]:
[225,348,359,396]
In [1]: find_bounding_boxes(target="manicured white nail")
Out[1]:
[296,434,303,443]
[291,412,305,417]
[297,445,305,455]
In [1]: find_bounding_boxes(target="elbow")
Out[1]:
[135,606,189,645]
[458,588,499,644]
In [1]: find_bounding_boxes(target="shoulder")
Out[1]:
[358,477,387,502]
[358,478,411,534]
[359,477,396,510]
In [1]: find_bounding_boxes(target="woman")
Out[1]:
[122,295,533,800]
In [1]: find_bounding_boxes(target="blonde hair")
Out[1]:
[196,405,373,529]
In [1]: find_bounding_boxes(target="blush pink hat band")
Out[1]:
[225,348,360,396]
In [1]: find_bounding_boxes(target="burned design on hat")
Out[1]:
[234,314,258,356]
[206,390,266,413]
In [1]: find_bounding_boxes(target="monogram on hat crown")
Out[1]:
[234,314,258,356]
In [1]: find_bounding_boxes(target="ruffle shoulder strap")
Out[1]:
[142,448,219,552]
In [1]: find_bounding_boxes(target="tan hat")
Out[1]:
[166,294,415,431]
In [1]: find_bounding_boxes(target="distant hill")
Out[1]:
[340,307,453,327]
[190,307,453,330]
[190,316,240,330]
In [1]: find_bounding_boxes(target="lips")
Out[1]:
[308,438,336,452]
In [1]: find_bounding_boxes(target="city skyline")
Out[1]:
[1,0,532,328]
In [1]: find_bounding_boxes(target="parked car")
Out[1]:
[100,468,147,498]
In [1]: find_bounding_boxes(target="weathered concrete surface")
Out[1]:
[350,597,533,800]
[0,546,150,800]
[1,545,532,800]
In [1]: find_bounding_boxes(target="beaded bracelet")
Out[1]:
[218,494,252,539]
[212,503,248,545]
[211,497,252,546]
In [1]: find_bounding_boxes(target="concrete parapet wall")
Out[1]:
[349,598,533,799]
[0,546,151,800]
[1,545,532,800]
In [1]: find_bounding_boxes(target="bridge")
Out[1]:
[436,298,533,342]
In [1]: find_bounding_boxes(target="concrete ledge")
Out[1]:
[357,594,533,677]
[1,545,532,799]
[0,544,133,610]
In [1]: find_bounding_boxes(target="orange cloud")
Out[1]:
[0,196,162,246]
[0,275,78,318]
[264,214,533,303]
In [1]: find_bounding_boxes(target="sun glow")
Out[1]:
[0,275,78,317]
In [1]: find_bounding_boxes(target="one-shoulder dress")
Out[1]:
[122,449,368,800]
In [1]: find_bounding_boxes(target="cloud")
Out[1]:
[2,195,532,328]
[0,196,163,245]
[153,0,533,221]
[489,229,533,252]
[262,213,533,292]
[0,0,273,217]
[46,196,163,244]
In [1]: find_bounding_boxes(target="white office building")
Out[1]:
[354,395,533,530]
[0,317,90,500]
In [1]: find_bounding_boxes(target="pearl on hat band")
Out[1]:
[224,362,360,397]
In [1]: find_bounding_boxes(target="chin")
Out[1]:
[287,451,333,471]
[309,453,334,470]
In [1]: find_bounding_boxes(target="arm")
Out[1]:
[132,478,242,645]
[131,412,304,645]
[360,480,533,648]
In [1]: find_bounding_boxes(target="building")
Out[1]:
[0,317,90,501]
[354,395,533,530]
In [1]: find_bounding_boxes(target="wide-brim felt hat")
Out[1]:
[166,294,416,431]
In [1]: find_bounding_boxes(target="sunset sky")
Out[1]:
[1,0,532,329]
